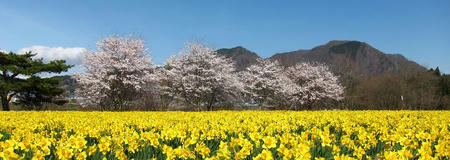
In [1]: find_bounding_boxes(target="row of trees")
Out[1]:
[76,35,344,111]
[2,34,448,111]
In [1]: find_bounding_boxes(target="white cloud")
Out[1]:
[17,45,86,65]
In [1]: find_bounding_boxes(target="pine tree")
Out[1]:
[0,51,72,111]
[434,67,441,76]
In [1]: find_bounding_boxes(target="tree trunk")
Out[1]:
[206,94,216,111]
[1,94,10,111]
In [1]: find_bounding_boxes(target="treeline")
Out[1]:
[75,35,344,111]
[2,34,449,111]
[121,67,450,111]
[343,68,450,110]
[74,34,449,111]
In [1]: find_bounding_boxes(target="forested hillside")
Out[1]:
[215,40,448,110]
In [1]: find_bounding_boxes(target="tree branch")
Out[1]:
[11,72,19,78]
[6,92,16,102]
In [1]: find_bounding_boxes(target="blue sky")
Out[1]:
[1,0,449,74]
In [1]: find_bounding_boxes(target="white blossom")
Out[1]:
[285,62,344,110]
[75,34,155,110]
[156,42,243,110]
[239,58,294,108]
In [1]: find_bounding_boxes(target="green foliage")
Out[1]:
[0,51,72,111]
[0,130,11,141]
[15,76,66,110]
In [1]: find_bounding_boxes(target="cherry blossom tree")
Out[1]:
[285,62,344,110]
[75,34,154,110]
[153,65,178,109]
[239,58,295,109]
[158,42,243,110]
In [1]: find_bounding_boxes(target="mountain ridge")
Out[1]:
[218,40,427,78]
[216,46,261,70]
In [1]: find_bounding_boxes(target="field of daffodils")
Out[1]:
[0,111,448,160]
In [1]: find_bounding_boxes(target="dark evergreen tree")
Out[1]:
[0,51,72,111]
[15,76,68,110]
[434,67,441,76]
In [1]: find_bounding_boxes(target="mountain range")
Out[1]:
[217,40,426,78]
